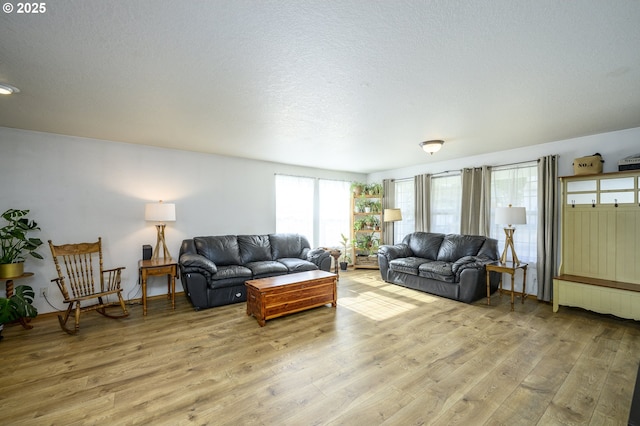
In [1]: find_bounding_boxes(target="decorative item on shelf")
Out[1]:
[145,200,176,261]
[618,153,640,172]
[495,204,527,265]
[350,182,366,196]
[572,153,604,175]
[0,209,43,279]
[419,140,444,155]
[365,183,383,196]
[356,233,379,255]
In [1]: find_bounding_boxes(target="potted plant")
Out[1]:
[0,285,37,323]
[0,284,37,339]
[355,197,367,213]
[339,233,351,270]
[0,209,44,279]
[364,215,375,230]
[350,182,366,197]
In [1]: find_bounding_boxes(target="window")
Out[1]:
[490,162,537,263]
[275,174,350,247]
[318,179,351,247]
[394,179,414,243]
[275,175,314,241]
[430,173,462,234]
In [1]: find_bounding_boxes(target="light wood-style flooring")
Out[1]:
[2,269,639,425]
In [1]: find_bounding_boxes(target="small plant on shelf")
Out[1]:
[0,209,44,279]
[350,182,366,196]
[355,233,379,256]
[355,197,367,213]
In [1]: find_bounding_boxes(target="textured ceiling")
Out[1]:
[1,1,639,173]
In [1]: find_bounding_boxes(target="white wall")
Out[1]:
[0,127,365,314]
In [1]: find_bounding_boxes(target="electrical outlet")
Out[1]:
[40,288,48,298]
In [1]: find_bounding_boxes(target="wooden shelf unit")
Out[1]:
[350,193,384,269]
[553,170,640,319]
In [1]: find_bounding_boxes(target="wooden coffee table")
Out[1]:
[246,270,337,326]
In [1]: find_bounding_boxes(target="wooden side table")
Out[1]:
[2,272,35,329]
[138,259,178,316]
[486,261,528,311]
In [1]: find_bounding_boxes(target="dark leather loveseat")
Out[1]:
[179,233,331,310]
[378,232,500,303]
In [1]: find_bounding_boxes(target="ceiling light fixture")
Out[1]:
[0,83,20,95]
[419,140,444,155]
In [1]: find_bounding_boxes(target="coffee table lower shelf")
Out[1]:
[246,270,337,327]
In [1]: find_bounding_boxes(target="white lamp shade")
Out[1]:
[383,208,403,222]
[145,202,176,222]
[495,206,526,226]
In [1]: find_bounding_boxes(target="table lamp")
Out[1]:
[145,200,176,261]
[495,205,526,265]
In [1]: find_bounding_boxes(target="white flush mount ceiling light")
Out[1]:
[0,83,20,95]
[419,139,444,155]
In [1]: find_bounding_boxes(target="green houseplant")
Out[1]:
[0,284,37,325]
[339,233,351,270]
[0,209,44,278]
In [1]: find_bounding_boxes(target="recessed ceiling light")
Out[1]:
[0,83,20,95]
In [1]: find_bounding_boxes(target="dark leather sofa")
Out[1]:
[378,232,500,303]
[179,233,331,310]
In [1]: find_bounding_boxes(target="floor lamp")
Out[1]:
[383,208,403,243]
[145,200,176,261]
[495,205,526,265]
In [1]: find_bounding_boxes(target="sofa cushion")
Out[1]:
[245,260,288,276]
[436,234,486,262]
[477,238,499,260]
[277,258,318,273]
[389,257,430,276]
[404,232,445,260]
[269,233,310,259]
[238,235,272,264]
[194,236,242,266]
[210,264,252,281]
[418,261,455,283]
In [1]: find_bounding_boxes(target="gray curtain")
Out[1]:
[460,166,491,236]
[537,155,558,302]
[382,179,395,245]
[414,174,431,232]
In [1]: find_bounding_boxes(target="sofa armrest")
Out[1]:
[307,248,331,271]
[452,255,498,279]
[377,244,413,282]
[378,244,413,261]
[179,253,218,277]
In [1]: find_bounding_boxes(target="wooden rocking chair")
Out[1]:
[48,238,129,335]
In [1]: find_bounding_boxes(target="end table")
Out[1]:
[138,258,178,316]
[486,261,528,311]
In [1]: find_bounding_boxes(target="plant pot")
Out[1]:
[340,262,348,271]
[0,262,24,279]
